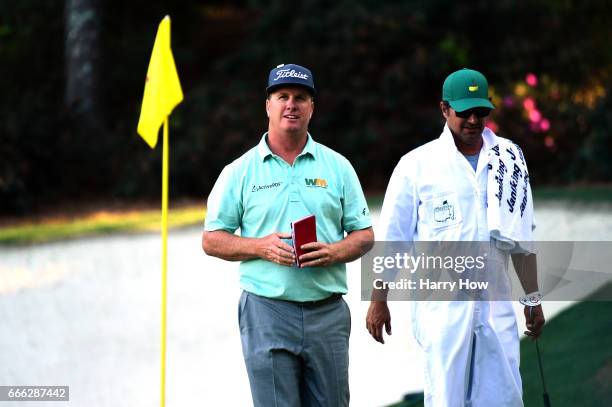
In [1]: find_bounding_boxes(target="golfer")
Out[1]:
[366,68,545,406]
[203,63,373,406]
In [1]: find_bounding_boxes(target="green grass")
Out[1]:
[520,285,612,407]
[0,205,206,245]
[367,186,612,212]
[366,195,385,209]
[387,393,424,407]
[531,185,612,203]
[0,185,610,246]
[387,284,612,407]
[0,194,403,246]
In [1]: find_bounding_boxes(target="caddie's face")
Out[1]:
[440,102,489,152]
[266,87,314,134]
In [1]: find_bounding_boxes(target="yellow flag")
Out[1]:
[137,16,183,148]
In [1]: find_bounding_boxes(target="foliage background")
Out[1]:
[1,0,611,214]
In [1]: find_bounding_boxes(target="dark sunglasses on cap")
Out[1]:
[454,107,491,119]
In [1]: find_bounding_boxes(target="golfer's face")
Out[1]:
[266,87,314,134]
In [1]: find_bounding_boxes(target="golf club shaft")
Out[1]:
[529,306,552,407]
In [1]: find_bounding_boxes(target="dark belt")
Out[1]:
[292,293,343,307]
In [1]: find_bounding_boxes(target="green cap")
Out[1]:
[442,68,495,112]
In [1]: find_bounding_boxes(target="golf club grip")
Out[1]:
[543,392,551,407]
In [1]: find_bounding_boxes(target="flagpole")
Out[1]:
[160,118,169,407]
[136,15,182,406]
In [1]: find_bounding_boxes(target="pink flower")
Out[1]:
[526,73,538,87]
[523,97,536,111]
[544,136,555,149]
[529,109,542,123]
[540,119,550,132]
[486,120,499,133]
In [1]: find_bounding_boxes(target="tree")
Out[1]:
[64,0,102,130]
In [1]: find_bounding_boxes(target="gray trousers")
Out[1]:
[238,291,351,407]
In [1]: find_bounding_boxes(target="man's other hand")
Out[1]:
[298,241,336,267]
[366,301,392,344]
[524,304,545,340]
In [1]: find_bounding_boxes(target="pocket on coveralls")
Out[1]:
[423,191,463,230]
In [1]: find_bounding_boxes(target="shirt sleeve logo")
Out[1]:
[304,178,328,188]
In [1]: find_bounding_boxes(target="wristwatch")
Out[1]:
[519,291,542,307]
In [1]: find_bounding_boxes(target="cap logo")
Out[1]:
[274,68,308,82]
[468,84,479,92]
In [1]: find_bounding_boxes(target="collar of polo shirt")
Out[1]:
[257,132,318,162]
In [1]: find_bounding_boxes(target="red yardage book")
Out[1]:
[291,215,317,267]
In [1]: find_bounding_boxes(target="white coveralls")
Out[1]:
[378,125,528,407]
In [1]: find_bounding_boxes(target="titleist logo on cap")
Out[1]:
[273,68,309,81]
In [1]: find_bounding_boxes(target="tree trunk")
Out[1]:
[64,0,101,127]
[63,0,106,198]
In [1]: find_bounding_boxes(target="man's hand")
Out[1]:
[366,301,392,344]
[524,304,545,340]
[298,241,337,267]
[297,227,374,268]
[256,232,295,266]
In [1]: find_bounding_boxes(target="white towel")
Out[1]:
[486,131,535,253]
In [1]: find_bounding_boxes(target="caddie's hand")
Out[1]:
[366,301,392,344]
[524,304,545,340]
[257,232,295,266]
[298,241,337,268]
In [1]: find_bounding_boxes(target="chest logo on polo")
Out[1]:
[434,199,455,222]
[304,178,328,188]
[252,182,282,192]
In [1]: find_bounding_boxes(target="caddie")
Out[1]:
[366,68,545,407]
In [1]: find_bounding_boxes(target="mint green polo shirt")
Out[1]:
[205,133,372,301]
